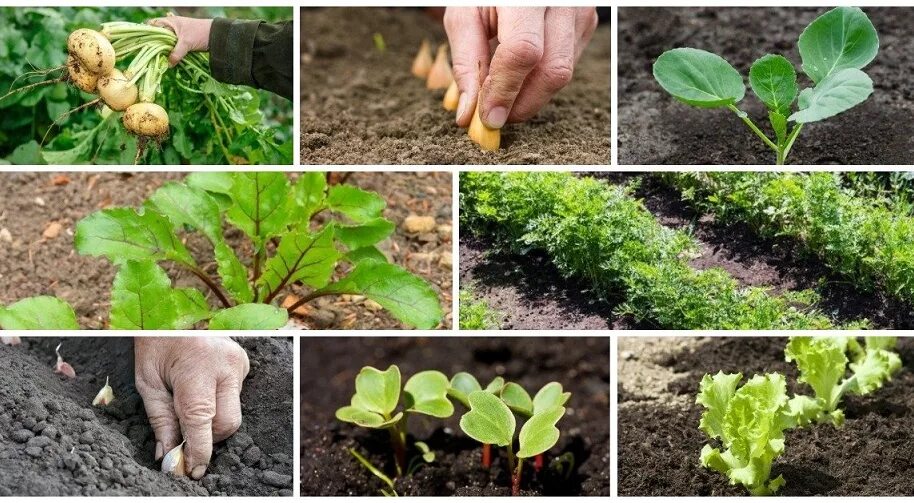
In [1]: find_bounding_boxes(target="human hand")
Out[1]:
[443,7,598,128]
[135,337,250,479]
[148,14,214,66]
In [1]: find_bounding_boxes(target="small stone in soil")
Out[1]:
[25,446,43,457]
[79,431,95,444]
[242,445,262,465]
[259,470,292,488]
[11,429,33,443]
[26,435,51,448]
[403,215,437,233]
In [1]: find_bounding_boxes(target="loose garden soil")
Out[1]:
[300,337,610,496]
[0,337,293,496]
[618,7,914,165]
[0,171,452,329]
[300,7,610,164]
[460,172,912,329]
[618,336,914,496]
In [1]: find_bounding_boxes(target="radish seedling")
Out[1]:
[653,7,878,164]
[459,389,568,495]
[336,365,453,494]
[447,372,507,468]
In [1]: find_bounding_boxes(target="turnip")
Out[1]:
[66,54,98,94]
[67,29,116,76]
[97,68,138,111]
[123,102,169,138]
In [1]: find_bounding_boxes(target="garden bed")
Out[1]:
[0,171,452,329]
[300,337,610,495]
[300,7,610,164]
[0,337,293,496]
[617,336,914,496]
[618,7,914,165]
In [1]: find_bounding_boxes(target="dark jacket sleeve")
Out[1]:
[208,18,293,100]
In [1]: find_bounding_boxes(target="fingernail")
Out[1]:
[485,106,508,129]
[456,93,469,122]
[191,465,207,480]
[155,441,163,461]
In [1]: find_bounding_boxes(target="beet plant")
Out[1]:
[653,7,878,164]
[336,364,453,495]
[0,172,443,330]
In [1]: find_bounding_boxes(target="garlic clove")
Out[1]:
[426,44,454,90]
[443,80,459,111]
[54,343,77,379]
[468,101,501,151]
[161,440,186,476]
[92,376,114,407]
[411,39,433,78]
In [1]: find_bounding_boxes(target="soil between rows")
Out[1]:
[618,337,914,496]
[0,171,452,329]
[0,337,293,496]
[300,7,611,165]
[459,172,912,329]
[300,337,610,496]
[618,7,914,165]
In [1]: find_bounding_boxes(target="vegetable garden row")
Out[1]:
[459,171,914,329]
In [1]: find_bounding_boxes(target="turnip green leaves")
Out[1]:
[697,337,901,495]
[0,296,79,330]
[653,7,878,164]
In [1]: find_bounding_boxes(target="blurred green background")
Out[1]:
[0,7,293,165]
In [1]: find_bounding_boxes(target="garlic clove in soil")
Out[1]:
[426,43,453,90]
[468,100,501,151]
[411,39,433,78]
[443,79,459,111]
[161,440,187,476]
[54,343,76,379]
[92,376,114,407]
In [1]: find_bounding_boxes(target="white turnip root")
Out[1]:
[97,69,138,111]
[66,54,98,94]
[67,29,115,76]
[123,102,169,138]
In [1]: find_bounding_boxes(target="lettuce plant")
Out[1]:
[0,172,443,330]
[458,385,569,495]
[785,336,901,426]
[336,364,452,493]
[653,7,878,164]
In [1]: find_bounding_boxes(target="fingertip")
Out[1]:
[482,106,508,129]
[155,441,164,461]
[190,465,207,480]
[455,92,471,127]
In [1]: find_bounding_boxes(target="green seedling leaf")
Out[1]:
[336,406,403,429]
[460,390,515,447]
[75,208,196,267]
[213,242,255,304]
[208,304,289,330]
[348,447,397,495]
[404,370,454,417]
[696,371,742,439]
[501,382,534,416]
[345,245,389,265]
[532,382,572,414]
[798,6,879,84]
[781,394,822,429]
[185,172,234,210]
[226,172,290,248]
[849,348,901,395]
[109,260,178,330]
[315,262,442,329]
[653,48,745,108]
[0,296,79,329]
[448,372,482,408]
[769,110,788,145]
[517,406,566,459]
[785,337,846,412]
[865,336,897,352]
[334,217,396,250]
[171,288,212,329]
[749,54,797,115]
[788,68,873,123]
[414,441,434,463]
[257,227,340,298]
[327,184,386,223]
[354,365,401,416]
[291,172,327,223]
[485,377,506,393]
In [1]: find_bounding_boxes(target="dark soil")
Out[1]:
[0,171,451,329]
[300,7,610,164]
[618,7,914,165]
[300,337,610,496]
[0,337,293,496]
[618,336,914,496]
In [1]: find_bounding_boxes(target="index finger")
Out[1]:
[172,372,217,479]
[444,7,492,127]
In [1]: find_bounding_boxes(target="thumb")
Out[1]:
[172,374,217,480]
[444,8,492,127]
[135,371,181,462]
[168,40,190,67]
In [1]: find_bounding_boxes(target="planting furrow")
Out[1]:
[663,172,914,310]
[460,171,861,329]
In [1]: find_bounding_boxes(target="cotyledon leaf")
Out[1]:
[459,390,515,447]
[788,68,873,123]
[798,6,879,84]
[353,365,401,416]
[517,406,566,459]
[404,370,454,417]
[653,48,745,108]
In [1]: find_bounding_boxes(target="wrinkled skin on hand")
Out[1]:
[148,15,214,67]
[135,337,249,479]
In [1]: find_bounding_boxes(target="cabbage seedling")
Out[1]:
[336,365,453,489]
[653,7,879,164]
[459,390,567,495]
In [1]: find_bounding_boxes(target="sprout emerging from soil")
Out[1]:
[411,39,433,78]
[92,376,115,406]
[54,343,76,379]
